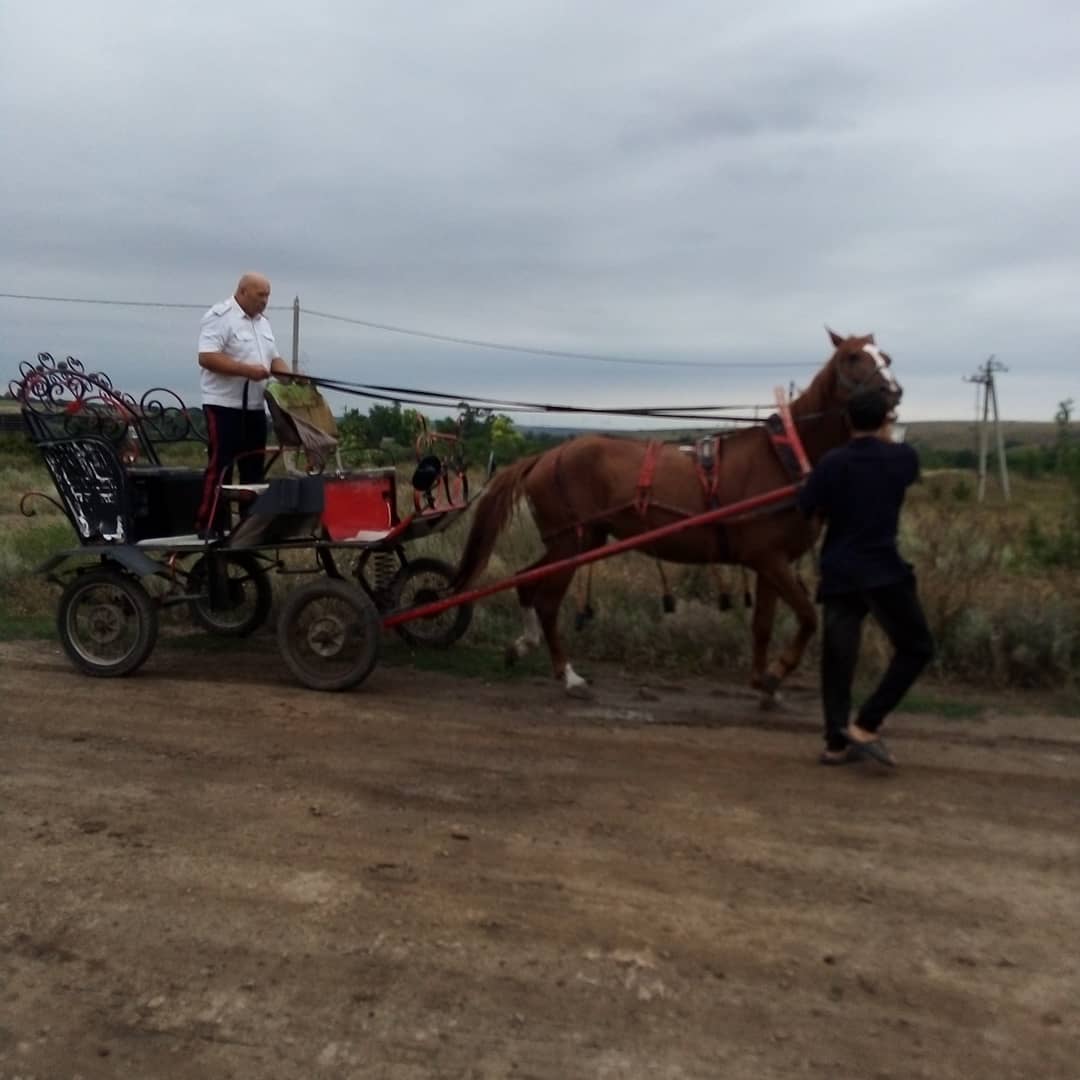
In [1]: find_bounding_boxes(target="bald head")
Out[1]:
[235,272,271,318]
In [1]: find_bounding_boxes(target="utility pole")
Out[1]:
[963,355,1010,502]
[291,295,300,373]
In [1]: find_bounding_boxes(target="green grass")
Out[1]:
[380,638,549,680]
[121,624,548,692]
[0,597,55,641]
[162,631,253,652]
[886,691,985,721]
[160,628,547,680]
[1047,693,1080,718]
[2,444,1079,691]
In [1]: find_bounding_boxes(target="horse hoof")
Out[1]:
[759,691,785,712]
[566,682,594,700]
[504,646,519,669]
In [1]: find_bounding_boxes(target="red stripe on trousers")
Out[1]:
[195,406,222,531]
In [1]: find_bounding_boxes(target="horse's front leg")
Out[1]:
[754,557,818,702]
[749,575,777,691]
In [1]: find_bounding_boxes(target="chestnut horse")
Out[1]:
[452,330,902,701]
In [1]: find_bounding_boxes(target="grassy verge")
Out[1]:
[856,688,986,721]
[1,451,1078,692]
[0,604,55,641]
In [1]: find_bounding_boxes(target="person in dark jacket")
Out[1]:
[798,389,934,766]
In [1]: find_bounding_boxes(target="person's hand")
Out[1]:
[276,370,309,385]
[246,365,272,382]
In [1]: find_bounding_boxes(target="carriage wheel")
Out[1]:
[387,557,473,649]
[188,553,273,637]
[57,568,159,677]
[277,579,380,691]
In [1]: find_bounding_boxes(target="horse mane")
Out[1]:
[452,450,545,589]
[790,351,838,420]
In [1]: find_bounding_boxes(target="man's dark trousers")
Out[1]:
[196,405,267,534]
[821,578,935,752]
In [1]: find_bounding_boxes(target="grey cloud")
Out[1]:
[1,0,1077,421]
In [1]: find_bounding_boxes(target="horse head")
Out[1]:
[825,328,902,413]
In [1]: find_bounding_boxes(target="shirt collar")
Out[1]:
[229,295,260,324]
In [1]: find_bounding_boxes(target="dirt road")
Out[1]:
[2,638,1078,1079]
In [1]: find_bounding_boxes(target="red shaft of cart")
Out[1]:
[382,481,801,629]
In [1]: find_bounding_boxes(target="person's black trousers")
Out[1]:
[195,405,267,534]
[821,578,935,751]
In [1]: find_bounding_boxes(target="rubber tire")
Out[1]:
[57,568,159,678]
[188,552,273,638]
[387,557,473,649]
[277,579,381,691]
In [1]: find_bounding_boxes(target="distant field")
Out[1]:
[598,419,1059,454]
[0,399,23,435]
[904,420,1057,452]
[0,396,1061,454]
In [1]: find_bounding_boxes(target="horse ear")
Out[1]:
[826,327,845,348]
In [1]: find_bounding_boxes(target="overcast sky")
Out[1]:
[2,0,1077,426]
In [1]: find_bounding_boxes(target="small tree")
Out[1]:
[490,414,526,465]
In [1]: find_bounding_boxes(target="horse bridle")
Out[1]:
[835,342,901,402]
[790,344,902,437]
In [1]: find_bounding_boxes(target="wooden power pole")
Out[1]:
[963,355,1010,502]
[291,295,301,372]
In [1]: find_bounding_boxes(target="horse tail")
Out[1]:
[452,452,545,590]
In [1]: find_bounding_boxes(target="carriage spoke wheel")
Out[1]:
[188,552,273,637]
[277,579,380,691]
[57,568,159,677]
[387,557,473,649]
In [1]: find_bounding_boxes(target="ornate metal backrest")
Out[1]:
[38,435,133,543]
[9,353,207,463]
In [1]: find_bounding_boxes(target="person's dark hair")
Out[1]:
[846,389,890,433]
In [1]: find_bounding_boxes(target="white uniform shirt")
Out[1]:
[198,296,279,410]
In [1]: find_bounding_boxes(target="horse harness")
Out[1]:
[635,396,811,516]
[545,396,812,553]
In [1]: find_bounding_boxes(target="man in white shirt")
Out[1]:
[194,272,291,534]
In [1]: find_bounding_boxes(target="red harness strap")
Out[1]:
[768,387,811,479]
[635,439,663,515]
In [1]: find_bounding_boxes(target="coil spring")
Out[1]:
[372,551,397,595]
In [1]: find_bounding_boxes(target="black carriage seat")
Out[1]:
[38,436,212,546]
[38,436,135,544]
[125,464,206,543]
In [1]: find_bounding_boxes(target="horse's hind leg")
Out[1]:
[531,564,590,694]
[505,560,547,666]
[506,529,604,690]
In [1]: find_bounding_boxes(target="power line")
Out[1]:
[308,375,770,423]
[0,289,816,371]
[0,290,257,311]
[300,306,806,370]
